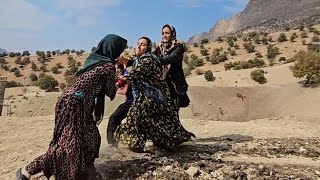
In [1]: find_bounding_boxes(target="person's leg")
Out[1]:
[106,101,132,146]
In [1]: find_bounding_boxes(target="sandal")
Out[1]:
[16,168,30,180]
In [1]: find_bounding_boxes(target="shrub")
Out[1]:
[277,33,288,42]
[0,57,6,64]
[289,50,320,85]
[9,52,15,57]
[267,44,280,59]
[204,70,215,82]
[6,81,23,88]
[22,51,30,56]
[255,51,263,58]
[251,69,267,84]
[59,83,67,90]
[279,57,287,62]
[290,32,298,42]
[301,31,308,38]
[183,68,192,77]
[36,75,59,92]
[200,39,209,44]
[14,69,22,77]
[307,44,320,53]
[15,57,22,64]
[312,35,320,42]
[243,42,255,53]
[51,66,60,74]
[31,62,37,71]
[229,49,236,56]
[200,49,209,56]
[193,42,199,47]
[29,73,38,81]
[56,62,63,68]
[183,55,189,64]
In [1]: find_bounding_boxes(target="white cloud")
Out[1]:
[54,0,124,26]
[0,0,54,30]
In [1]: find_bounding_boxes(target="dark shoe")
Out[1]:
[16,168,29,180]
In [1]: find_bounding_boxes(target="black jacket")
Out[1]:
[153,43,188,95]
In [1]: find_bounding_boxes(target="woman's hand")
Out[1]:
[118,56,128,68]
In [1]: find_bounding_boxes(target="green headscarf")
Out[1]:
[77,34,127,75]
[77,34,127,122]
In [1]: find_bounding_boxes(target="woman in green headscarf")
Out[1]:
[16,34,127,180]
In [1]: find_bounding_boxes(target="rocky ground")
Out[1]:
[94,136,320,180]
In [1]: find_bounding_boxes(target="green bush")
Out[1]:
[200,39,209,44]
[251,69,267,84]
[289,50,320,85]
[267,44,280,59]
[36,75,59,92]
[193,42,199,47]
[204,70,215,82]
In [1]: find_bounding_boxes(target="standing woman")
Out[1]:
[153,24,190,110]
[16,34,127,180]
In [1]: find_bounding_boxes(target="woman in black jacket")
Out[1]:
[153,24,190,110]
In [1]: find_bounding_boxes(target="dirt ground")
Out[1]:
[1,63,320,179]
[0,115,319,179]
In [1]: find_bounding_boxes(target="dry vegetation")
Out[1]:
[0,24,320,89]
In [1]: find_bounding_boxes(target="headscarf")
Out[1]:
[77,34,127,75]
[77,34,127,122]
[160,24,180,56]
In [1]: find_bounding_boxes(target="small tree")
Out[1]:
[290,50,320,85]
[193,42,199,47]
[9,52,15,57]
[22,51,30,56]
[200,49,209,56]
[51,66,60,74]
[204,70,215,82]
[36,75,59,92]
[251,69,267,84]
[31,62,37,71]
[200,39,209,44]
[267,44,280,59]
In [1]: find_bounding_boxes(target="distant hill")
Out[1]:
[188,0,320,44]
[0,48,8,54]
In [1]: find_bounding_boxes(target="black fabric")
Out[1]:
[153,43,189,97]
[106,101,132,144]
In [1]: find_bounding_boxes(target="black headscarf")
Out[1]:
[77,34,127,122]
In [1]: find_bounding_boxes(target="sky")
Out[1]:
[0,0,248,54]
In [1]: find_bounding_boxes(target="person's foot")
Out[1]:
[16,168,30,180]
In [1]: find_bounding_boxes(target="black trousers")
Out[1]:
[107,101,132,144]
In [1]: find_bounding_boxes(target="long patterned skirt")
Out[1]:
[114,94,194,151]
[25,95,100,180]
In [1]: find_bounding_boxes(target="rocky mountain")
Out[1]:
[188,0,320,44]
[0,48,8,54]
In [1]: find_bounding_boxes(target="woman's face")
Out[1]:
[162,27,172,43]
[135,38,148,56]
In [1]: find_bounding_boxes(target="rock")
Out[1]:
[163,166,173,171]
[186,166,200,177]
[299,147,307,153]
